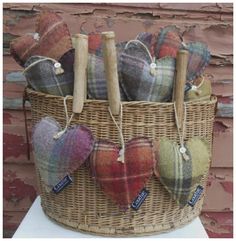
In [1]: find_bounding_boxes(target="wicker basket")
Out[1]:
[26,32,217,236]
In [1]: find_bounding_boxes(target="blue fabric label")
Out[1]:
[131,188,149,211]
[188,185,204,207]
[52,175,72,194]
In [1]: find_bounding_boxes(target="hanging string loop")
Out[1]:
[53,95,74,139]
[173,102,190,161]
[108,104,125,163]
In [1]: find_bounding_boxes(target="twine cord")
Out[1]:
[124,39,159,76]
[173,102,190,161]
[23,57,64,74]
[124,39,155,64]
[108,104,125,163]
[54,95,74,139]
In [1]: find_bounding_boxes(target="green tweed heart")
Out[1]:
[154,137,210,207]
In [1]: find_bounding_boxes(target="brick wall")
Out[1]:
[3,3,233,238]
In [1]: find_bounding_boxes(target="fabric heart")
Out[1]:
[185,75,212,101]
[32,117,94,191]
[87,33,127,100]
[154,138,210,207]
[89,137,155,208]
[119,40,175,101]
[156,26,211,81]
[156,25,183,58]
[183,42,211,81]
[24,56,74,96]
[10,11,72,66]
[136,32,157,57]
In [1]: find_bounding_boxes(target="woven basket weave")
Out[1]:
[26,87,216,236]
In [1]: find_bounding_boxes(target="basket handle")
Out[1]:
[173,50,189,127]
[102,31,121,115]
[72,34,88,114]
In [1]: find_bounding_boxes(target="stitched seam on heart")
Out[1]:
[21,20,64,60]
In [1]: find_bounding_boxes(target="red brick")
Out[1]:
[212,119,233,167]
[3,122,32,163]
[203,168,233,212]
[4,164,38,211]
[200,212,233,238]
[3,211,26,237]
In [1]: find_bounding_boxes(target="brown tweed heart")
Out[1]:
[10,11,72,66]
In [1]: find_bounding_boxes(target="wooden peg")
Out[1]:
[102,31,121,115]
[174,50,189,127]
[72,34,88,114]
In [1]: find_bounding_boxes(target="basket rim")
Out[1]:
[26,87,217,106]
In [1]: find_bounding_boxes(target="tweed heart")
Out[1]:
[88,33,103,57]
[10,11,72,66]
[87,33,127,100]
[156,25,183,58]
[156,26,211,81]
[185,75,212,101]
[32,117,94,192]
[136,32,157,57]
[154,138,210,207]
[119,40,175,102]
[183,42,211,81]
[24,56,74,96]
[89,137,155,208]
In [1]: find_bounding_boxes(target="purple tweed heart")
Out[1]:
[32,117,94,191]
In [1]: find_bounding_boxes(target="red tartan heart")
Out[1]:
[10,11,72,66]
[89,137,155,208]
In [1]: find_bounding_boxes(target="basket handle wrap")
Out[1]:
[72,34,88,114]
[174,50,189,128]
[102,31,121,115]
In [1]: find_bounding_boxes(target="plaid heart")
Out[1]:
[183,42,211,81]
[185,75,212,101]
[119,40,175,101]
[10,11,72,66]
[32,117,94,192]
[136,32,157,57]
[24,56,74,96]
[156,25,183,58]
[87,33,127,100]
[88,33,103,57]
[87,54,127,100]
[154,138,210,207]
[89,137,155,208]
[156,26,211,81]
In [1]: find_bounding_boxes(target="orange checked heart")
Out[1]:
[89,137,155,208]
